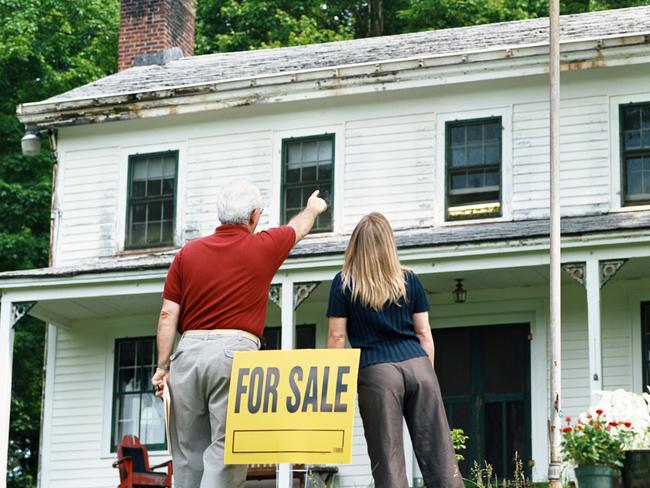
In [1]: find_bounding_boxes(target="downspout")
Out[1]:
[36,128,59,488]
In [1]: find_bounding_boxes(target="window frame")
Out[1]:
[619,102,650,207]
[109,336,167,453]
[125,150,179,250]
[280,134,335,233]
[444,116,503,221]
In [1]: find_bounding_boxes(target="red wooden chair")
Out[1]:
[112,435,173,488]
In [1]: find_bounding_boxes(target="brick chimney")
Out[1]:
[118,0,195,71]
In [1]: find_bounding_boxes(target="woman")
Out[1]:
[327,212,462,488]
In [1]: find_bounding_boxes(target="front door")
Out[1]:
[431,324,531,479]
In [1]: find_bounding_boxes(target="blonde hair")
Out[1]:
[341,212,407,311]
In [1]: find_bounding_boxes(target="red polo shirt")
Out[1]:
[163,224,296,337]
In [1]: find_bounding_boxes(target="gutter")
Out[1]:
[16,33,650,129]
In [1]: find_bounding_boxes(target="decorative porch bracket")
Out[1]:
[11,301,36,328]
[269,282,321,310]
[561,262,585,286]
[293,282,320,310]
[269,284,281,308]
[561,260,627,288]
[600,259,627,288]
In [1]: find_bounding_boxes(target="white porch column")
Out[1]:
[0,296,15,488]
[277,279,295,488]
[585,258,603,403]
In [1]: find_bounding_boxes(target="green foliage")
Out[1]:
[1,1,119,486]
[561,411,635,468]
[467,452,533,488]
[451,428,468,461]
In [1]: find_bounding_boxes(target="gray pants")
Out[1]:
[358,356,464,488]
[168,333,259,488]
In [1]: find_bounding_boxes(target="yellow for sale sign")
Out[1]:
[224,348,360,464]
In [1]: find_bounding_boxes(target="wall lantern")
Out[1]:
[452,279,467,304]
[21,130,41,156]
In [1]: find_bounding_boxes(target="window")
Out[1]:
[642,303,650,388]
[446,118,502,220]
[282,135,334,231]
[262,324,316,350]
[126,151,178,249]
[111,337,166,451]
[621,103,650,206]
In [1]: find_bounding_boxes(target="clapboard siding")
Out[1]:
[57,146,120,265]
[344,113,435,231]
[336,402,373,487]
[184,130,273,240]
[512,96,610,219]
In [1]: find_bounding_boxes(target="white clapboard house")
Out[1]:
[2,1,650,486]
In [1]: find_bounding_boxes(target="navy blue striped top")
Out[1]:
[326,271,429,368]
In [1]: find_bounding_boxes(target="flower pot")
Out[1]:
[623,449,650,488]
[575,465,621,488]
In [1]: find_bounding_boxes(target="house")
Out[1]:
[2,1,650,486]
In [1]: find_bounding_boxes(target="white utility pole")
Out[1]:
[548,0,563,486]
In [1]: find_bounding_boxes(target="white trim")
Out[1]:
[434,106,513,226]
[115,141,189,253]
[627,288,650,392]
[429,298,548,482]
[586,258,603,403]
[100,320,170,459]
[608,92,650,213]
[0,295,14,488]
[271,124,345,233]
[38,324,57,488]
[278,277,295,488]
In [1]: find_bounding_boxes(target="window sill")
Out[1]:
[442,215,510,226]
[100,450,170,460]
[609,204,650,213]
[118,245,179,257]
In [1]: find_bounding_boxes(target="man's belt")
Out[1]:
[183,328,261,348]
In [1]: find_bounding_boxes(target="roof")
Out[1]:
[42,6,650,104]
[2,210,650,283]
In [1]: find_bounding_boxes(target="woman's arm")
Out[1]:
[328,317,348,349]
[413,311,434,368]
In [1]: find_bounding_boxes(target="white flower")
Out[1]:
[593,389,650,449]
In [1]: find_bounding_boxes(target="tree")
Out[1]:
[0,1,119,486]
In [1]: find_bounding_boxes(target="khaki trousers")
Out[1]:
[168,332,259,488]
[358,356,464,488]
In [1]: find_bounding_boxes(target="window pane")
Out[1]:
[629,158,643,173]
[287,143,302,164]
[133,160,148,180]
[450,126,465,146]
[485,143,500,164]
[302,164,317,181]
[119,342,137,368]
[286,167,300,182]
[131,180,145,198]
[117,394,141,438]
[147,179,162,196]
[148,202,162,222]
[138,341,154,366]
[451,148,466,167]
[467,171,483,188]
[130,223,145,246]
[485,170,500,186]
[140,394,165,445]
[451,173,467,189]
[286,188,302,208]
[624,107,641,130]
[467,125,482,143]
[318,210,332,230]
[163,157,176,177]
[119,368,138,392]
[132,203,146,223]
[628,170,642,195]
[642,131,650,149]
[625,131,641,150]
[162,221,174,243]
[318,140,333,160]
[147,222,161,244]
[467,145,483,166]
[148,158,163,178]
[302,141,318,163]
[163,199,173,220]
[484,123,500,141]
[318,163,333,180]
[162,178,175,195]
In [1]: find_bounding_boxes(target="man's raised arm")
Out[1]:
[287,190,328,244]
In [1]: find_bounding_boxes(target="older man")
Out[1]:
[151,179,327,487]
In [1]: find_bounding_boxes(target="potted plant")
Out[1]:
[562,409,634,488]
[595,389,650,488]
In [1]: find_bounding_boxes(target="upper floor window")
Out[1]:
[111,337,166,452]
[446,118,502,220]
[282,135,334,232]
[126,151,178,249]
[621,103,650,206]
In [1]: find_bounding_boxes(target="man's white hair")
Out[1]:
[217,179,263,225]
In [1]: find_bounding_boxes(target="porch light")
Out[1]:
[21,130,41,156]
[452,279,467,303]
